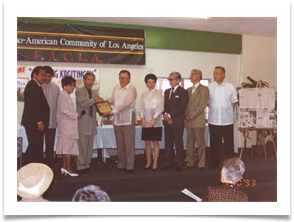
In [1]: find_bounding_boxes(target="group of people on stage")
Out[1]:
[19,65,238,177]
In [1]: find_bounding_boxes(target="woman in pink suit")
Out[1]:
[56,76,82,177]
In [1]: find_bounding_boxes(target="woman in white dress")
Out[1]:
[139,74,164,171]
[56,76,82,177]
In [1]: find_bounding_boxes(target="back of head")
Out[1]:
[72,185,110,202]
[203,158,248,202]
[222,157,245,183]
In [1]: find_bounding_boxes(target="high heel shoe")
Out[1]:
[143,165,151,170]
[63,169,79,177]
[61,168,65,175]
[152,168,158,172]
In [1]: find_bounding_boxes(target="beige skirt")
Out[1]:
[56,137,79,155]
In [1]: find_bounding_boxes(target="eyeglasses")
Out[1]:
[168,78,175,81]
[119,77,129,80]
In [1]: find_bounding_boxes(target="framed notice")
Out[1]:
[238,88,276,129]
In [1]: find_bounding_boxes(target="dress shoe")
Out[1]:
[197,167,205,171]
[76,169,88,174]
[113,167,126,172]
[160,165,172,170]
[173,167,183,172]
[86,167,95,173]
[124,169,134,174]
[183,165,195,169]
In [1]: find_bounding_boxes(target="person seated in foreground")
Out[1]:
[200,157,248,202]
[72,185,110,202]
[17,163,54,201]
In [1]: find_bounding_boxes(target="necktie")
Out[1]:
[169,88,174,100]
[192,86,196,94]
[87,88,93,117]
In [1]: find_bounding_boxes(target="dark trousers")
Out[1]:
[164,126,184,168]
[24,127,45,164]
[209,124,234,168]
[45,128,56,167]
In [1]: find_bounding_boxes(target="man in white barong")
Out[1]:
[99,70,137,174]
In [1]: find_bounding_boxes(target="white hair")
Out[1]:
[222,157,245,183]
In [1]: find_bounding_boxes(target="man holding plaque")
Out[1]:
[99,70,137,174]
[76,72,100,174]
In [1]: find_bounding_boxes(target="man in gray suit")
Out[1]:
[185,69,209,171]
[76,73,100,174]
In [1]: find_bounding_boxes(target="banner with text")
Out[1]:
[17,66,99,98]
[17,22,145,65]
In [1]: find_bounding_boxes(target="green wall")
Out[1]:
[17,17,242,54]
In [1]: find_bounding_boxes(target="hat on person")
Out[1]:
[17,163,54,199]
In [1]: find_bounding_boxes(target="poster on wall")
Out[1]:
[17,65,99,98]
[238,88,276,128]
[17,22,145,65]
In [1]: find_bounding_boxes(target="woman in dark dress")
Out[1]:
[139,74,164,171]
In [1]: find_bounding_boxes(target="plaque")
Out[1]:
[95,101,112,116]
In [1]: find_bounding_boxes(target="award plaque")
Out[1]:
[95,101,112,116]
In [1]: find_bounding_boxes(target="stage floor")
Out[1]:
[35,152,277,202]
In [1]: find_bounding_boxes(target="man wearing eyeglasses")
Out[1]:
[162,72,188,171]
[99,70,137,174]
[185,69,209,171]
[76,73,100,174]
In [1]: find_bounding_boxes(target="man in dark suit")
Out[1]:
[21,66,50,164]
[162,72,188,171]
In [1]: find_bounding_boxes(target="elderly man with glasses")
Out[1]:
[99,70,137,174]
[161,71,188,171]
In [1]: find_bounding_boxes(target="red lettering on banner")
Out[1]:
[92,54,100,63]
[17,67,26,74]
[48,52,57,61]
[34,51,42,60]
[32,51,103,63]
[78,53,88,62]
[63,52,73,62]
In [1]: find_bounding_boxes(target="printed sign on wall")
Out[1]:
[17,66,99,98]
